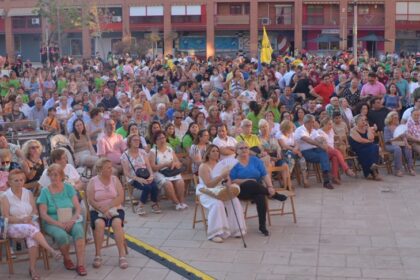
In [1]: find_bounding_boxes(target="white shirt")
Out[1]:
[4,188,32,219]
[294,125,320,151]
[276,132,296,147]
[173,121,188,139]
[402,107,417,122]
[212,136,238,160]
[317,129,335,148]
[38,164,80,188]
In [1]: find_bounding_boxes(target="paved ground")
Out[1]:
[2,170,420,280]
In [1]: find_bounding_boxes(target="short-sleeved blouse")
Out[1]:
[90,175,121,210]
[230,156,267,182]
[37,183,76,221]
[120,149,149,179]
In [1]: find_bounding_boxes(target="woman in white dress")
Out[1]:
[197,144,246,243]
[149,131,186,211]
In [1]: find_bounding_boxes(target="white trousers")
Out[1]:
[199,194,247,240]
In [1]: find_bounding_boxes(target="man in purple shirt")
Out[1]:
[360,72,386,99]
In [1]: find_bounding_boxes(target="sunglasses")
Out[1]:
[175,117,183,119]
[1,161,10,165]
[238,147,249,150]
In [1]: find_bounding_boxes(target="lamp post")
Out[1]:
[353,0,358,66]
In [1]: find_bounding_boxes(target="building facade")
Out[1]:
[0,0,419,62]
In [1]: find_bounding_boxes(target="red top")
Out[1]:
[313,82,334,107]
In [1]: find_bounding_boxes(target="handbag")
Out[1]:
[155,146,186,177]
[125,152,150,179]
[0,217,8,240]
[50,187,74,223]
[199,183,240,201]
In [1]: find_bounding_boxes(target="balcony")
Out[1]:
[215,15,249,25]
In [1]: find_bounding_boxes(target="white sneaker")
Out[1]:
[180,203,189,209]
[210,236,224,243]
[175,204,183,211]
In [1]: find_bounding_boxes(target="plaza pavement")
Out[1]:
[2,171,420,280]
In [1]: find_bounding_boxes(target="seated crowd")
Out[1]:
[0,49,420,278]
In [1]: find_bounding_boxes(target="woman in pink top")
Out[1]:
[86,158,127,270]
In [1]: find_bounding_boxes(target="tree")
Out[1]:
[35,0,106,55]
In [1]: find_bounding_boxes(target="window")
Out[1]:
[319,41,339,50]
[70,39,82,56]
[358,5,370,15]
[276,5,293,25]
[12,17,26,28]
[396,1,420,21]
[306,5,324,25]
[230,4,242,15]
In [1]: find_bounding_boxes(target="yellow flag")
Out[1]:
[260,26,273,64]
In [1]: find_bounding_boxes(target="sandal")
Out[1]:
[63,258,75,270]
[345,169,356,177]
[119,256,128,269]
[76,265,87,276]
[332,177,341,185]
[29,269,41,280]
[92,256,102,269]
[135,205,146,216]
[52,250,62,261]
[151,203,162,214]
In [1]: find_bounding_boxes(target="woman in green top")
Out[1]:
[182,122,199,153]
[165,123,182,153]
[8,71,21,90]
[246,101,264,134]
[56,73,68,94]
[37,164,87,276]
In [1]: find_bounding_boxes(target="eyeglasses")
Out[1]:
[1,161,10,165]
[238,147,249,150]
[157,136,166,141]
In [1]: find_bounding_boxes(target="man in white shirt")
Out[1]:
[173,111,188,139]
[401,96,420,124]
[212,124,237,160]
[294,114,333,189]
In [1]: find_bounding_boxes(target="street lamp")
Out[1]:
[353,0,358,66]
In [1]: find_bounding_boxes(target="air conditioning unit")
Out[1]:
[112,16,122,23]
[260,18,270,25]
[32,18,40,25]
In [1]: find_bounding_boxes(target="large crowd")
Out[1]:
[0,49,420,279]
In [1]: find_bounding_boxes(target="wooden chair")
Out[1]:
[192,176,207,230]
[0,238,14,273]
[82,193,128,254]
[267,166,297,224]
[306,162,322,183]
[377,131,393,174]
[243,198,272,226]
[343,145,360,176]
[176,152,195,196]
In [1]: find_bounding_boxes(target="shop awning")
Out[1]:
[7,8,37,17]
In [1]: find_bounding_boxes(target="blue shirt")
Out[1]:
[230,156,267,181]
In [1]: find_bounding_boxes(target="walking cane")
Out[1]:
[224,179,247,248]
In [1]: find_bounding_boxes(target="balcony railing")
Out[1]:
[215,15,249,25]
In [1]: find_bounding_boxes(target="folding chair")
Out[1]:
[192,176,207,230]
[267,166,297,223]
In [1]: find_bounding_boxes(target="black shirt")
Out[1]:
[367,107,390,132]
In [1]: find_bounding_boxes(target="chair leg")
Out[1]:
[244,201,249,219]
[5,240,14,274]
[266,198,271,226]
[192,203,198,229]
[200,205,208,230]
[290,197,297,224]
[124,240,129,255]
